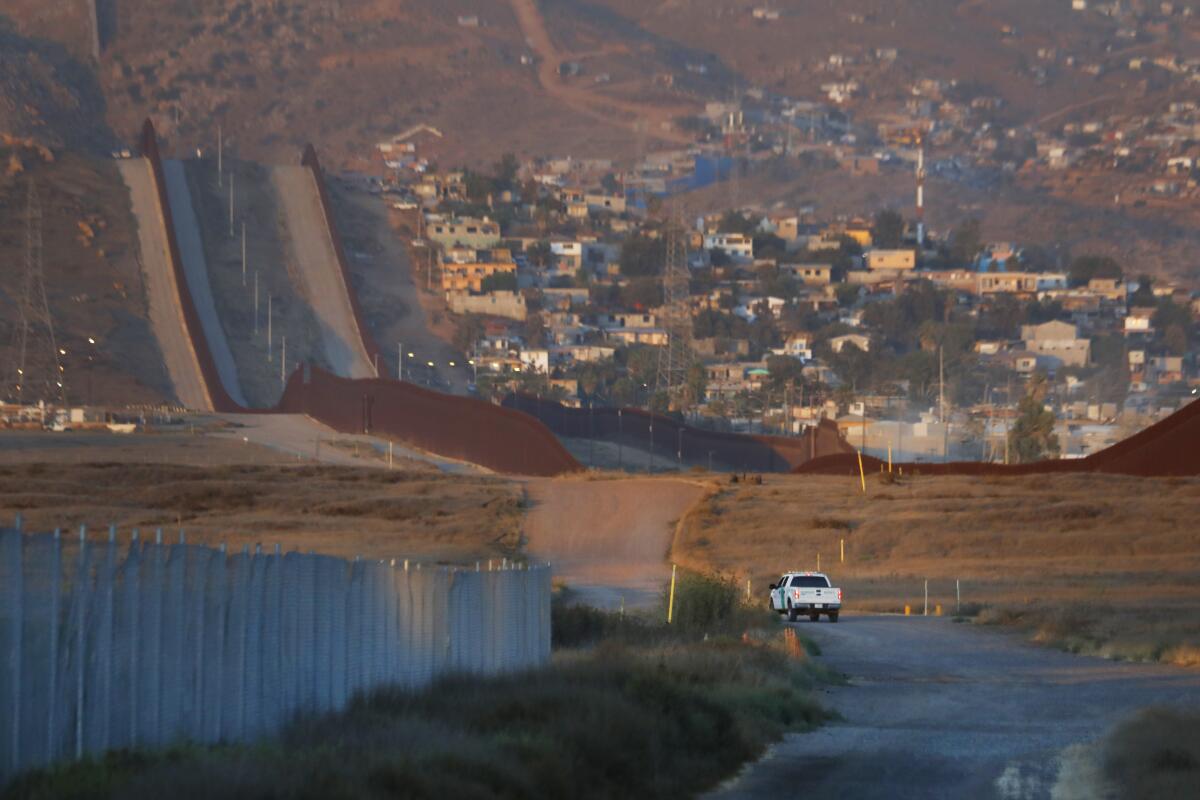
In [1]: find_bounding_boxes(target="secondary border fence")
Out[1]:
[0,522,551,786]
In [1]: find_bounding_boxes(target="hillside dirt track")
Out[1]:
[712,616,1200,800]
[522,477,705,609]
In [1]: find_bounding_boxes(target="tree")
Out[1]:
[1130,275,1156,307]
[872,209,905,249]
[493,153,519,191]
[1067,255,1122,287]
[452,314,485,354]
[527,240,553,268]
[948,218,983,266]
[766,354,803,391]
[620,277,663,310]
[718,210,756,235]
[1007,376,1060,463]
[480,271,517,292]
[619,234,666,277]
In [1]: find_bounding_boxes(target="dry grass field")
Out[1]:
[673,471,1200,667]
[0,458,525,566]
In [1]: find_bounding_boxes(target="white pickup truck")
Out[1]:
[769,572,842,622]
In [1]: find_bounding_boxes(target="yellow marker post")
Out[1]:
[817,553,820,571]
[904,604,911,616]
[857,451,867,493]
[840,538,845,563]
[888,445,893,473]
[667,563,677,624]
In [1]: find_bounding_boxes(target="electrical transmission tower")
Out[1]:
[6,181,65,406]
[654,221,694,405]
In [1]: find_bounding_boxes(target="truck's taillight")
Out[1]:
[793,589,800,600]
[837,589,842,601]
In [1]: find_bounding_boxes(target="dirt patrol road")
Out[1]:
[711,615,1200,800]
[522,478,704,609]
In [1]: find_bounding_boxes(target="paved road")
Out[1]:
[118,159,212,410]
[272,166,376,380]
[711,615,1200,800]
[162,160,249,407]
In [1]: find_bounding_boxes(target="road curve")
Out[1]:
[711,615,1200,799]
[271,166,376,380]
[523,478,705,609]
[118,158,212,410]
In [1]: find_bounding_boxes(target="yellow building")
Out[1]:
[442,251,517,293]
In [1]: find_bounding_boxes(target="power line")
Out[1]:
[654,220,694,405]
[6,180,65,406]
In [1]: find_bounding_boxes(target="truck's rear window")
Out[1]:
[790,576,830,588]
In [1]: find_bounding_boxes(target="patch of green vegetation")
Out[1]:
[5,572,835,799]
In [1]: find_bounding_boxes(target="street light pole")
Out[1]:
[617,409,623,470]
[398,342,404,380]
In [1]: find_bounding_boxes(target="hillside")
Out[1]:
[0,22,171,407]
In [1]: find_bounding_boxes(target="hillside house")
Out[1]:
[427,216,501,249]
[865,249,916,271]
[978,272,1040,296]
[782,263,833,286]
[829,334,871,353]
[1021,320,1090,367]
[704,233,754,260]
[442,252,517,293]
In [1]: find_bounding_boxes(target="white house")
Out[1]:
[703,233,754,260]
[829,334,871,353]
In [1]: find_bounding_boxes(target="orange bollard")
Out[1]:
[935,604,943,617]
[904,604,911,616]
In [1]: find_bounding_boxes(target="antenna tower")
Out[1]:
[654,221,694,403]
[7,181,65,406]
[915,131,926,248]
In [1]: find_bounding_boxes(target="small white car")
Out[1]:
[769,571,842,623]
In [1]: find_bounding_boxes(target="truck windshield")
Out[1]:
[790,576,830,588]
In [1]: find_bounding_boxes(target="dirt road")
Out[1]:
[272,166,376,379]
[216,413,486,474]
[118,159,212,410]
[523,477,704,608]
[712,616,1200,799]
[507,0,693,144]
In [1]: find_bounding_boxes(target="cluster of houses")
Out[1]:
[375,135,1198,459]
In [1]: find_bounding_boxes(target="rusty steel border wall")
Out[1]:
[279,367,581,476]
[502,394,853,472]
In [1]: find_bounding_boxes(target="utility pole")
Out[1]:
[281,335,286,386]
[398,342,404,380]
[938,345,945,424]
[267,295,273,363]
[241,221,247,285]
[229,170,235,237]
[217,125,223,187]
[617,409,623,470]
[253,271,259,335]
